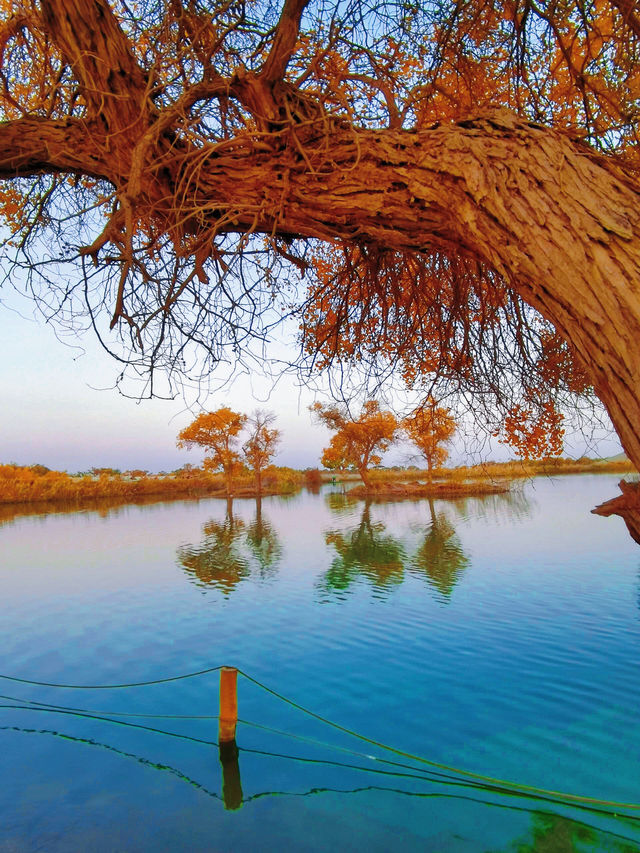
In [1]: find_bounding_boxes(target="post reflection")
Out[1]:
[319,501,405,597]
[177,497,281,595]
[410,499,470,600]
[219,738,243,810]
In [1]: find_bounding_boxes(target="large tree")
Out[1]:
[403,398,457,485]
[312,399,398,487]
[242,410,280,495]
[177,407,247,494]
[1,0,640,507]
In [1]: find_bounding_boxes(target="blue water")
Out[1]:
[0,475,639,851]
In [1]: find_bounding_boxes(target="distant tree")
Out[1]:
[125,469,148,479]
[403,398,457,485]
[177,408,247,495]
[29,464,50,476]
[311,400,398,489]
[242,411,281,496]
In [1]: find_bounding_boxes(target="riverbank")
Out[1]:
[348,479,511,499]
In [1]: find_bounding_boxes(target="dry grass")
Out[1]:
[0,463,303,507]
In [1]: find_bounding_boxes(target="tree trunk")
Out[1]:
[224,465,234,497]
[200,115,640,471]
[359,466,371,490]
[426,457,434,488]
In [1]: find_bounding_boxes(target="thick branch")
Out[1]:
[39,0,148,128]
[0,117,110,178]
[260,0,309,84]
[184,113,640,467]
[610,0,640,40]
[4,103,640,475]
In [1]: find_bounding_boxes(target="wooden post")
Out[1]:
[219,666,238,743]
[218,666,242,810]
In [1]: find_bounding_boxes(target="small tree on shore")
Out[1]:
[242,411,281,495]
[311,400,398,489]
[403,399,456,485]
[177,408,247,495]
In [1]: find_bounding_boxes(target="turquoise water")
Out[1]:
[0,474,639,851]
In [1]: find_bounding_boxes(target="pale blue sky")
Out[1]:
[1,288,333,472]
[0,287,623,473]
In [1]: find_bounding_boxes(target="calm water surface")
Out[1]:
[0,474,639,851]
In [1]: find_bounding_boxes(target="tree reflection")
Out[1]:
[177,498,249,595]
[319,501,405,596]
[447,487,532,525]
[411,499,469,600]
[325,490,359,515]
[177,498,282,595]
[512,811,598,852]
[245,496,282,578]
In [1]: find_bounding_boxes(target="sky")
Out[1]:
[1,287,334,472]
[1,285,624,473]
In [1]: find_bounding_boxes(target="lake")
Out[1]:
[1,474,639,851]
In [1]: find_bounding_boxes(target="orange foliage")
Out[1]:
[403,399,457,482]
[498,400,565,460]
[0,0,635,461]
[311,400,398,488]
[302,244,502,383]
[177,408,247,494]
[242,411,281,495]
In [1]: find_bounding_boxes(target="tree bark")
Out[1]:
[358,465,371,490]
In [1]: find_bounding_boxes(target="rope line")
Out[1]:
[0,665,224,690]
[1,664,639,814]
[0,693,219,720]
[236,669,640,813]
[2,693,636,820]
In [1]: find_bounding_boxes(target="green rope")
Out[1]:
[0,693,218,720]
[1,663,638,814]
[237,669,640,813]
[0,665,223,690]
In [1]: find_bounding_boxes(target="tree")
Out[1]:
[311,400,398,488]
[1,0,640,487]
[177,408,246,495]
[242,411,280,495]
[403,399,457,485]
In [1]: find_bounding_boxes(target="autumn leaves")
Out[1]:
[177,408,281,496]
[311,398,457,489]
